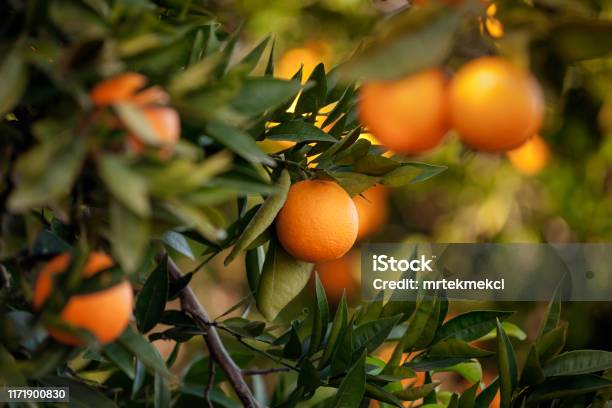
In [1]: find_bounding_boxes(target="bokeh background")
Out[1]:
[149,0,612,399]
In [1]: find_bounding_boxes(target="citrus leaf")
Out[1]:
[474,378,499,408]
[162,231,194,260]
[0,50,27,117]
[524,374,612,406]
[536,322,567,364]
[435,310,514,343]
[308,273,330,355]
[8,138,86,211]
[103,343,135,380]
[354,155,401,176]
[394,382,438,401]
[40,376,117,408]
[382,162,447,187]
[544,350,612,377]
[266,120,337,143]
[110,200,150,273]
[114,103,160,145]
[232,77,302,116]
[353,314,402,355]
[118,326,174,380]
[537,282,562,339]
[496,318,518,408]
[135,257,169,333]
[434,361,482,384]
[98,155,150,217]
[520,345,545,387]
[458,381,478,408]
[320,290,348,369]
[331,351,366,407]
[256,239,313,321]
[207,121,274,166]
[225,169,290,265]
[429,339,494,359]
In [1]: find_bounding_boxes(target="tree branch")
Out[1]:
[242,367,291,376]
[166,256,262,408]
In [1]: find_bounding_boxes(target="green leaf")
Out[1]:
[331,320,354,377]
[435,311,514,343]
[110,200,150,273]
[114,103,160,145]
[434,361,483,384]
[496,318,518,408]
[295,63,327,114]
[353,314,402,354]
[543,350,612,377]
[339,8,459,81]
[103,342,135,379]
[353,155,401,176]
[31,230,71,256]
[98,155,150,217]
[256,239,314,321]
[458,381,478,408]
[225,169,290,265]
[308,273,330,355]
[223,317,265,338]
[384,297,438,373]
[232,77,302,116]
[266,120,337,143]
[394,382,438,401]
[164,199,224,243]
[8,137,86,211]
[538,282,562,339]
[331,351,366,407]
[536,322,567,364]
[381,162,447,187]
[154,371,171,408]
[231,35,271,75]
[0,50,27,117]
[320,291,348,369]
[365,383,403,407]
[207,122,274,166]
[520,345,545,387]
[135,257,169,333]
[408,356,471,372]
[298,359,321,394]
[429,339,493,359]
[478,322,527,342]
[118,325,174,380]
[40,376,117,408]
[332,172,380,196]
[474,378,499,408]
[524,374,612,406]
[162,231,195,260]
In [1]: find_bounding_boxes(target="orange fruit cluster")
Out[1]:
[33,252,133,346]
[90,72,180,155]
[359,57,545,155]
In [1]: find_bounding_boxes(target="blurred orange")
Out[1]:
[353,185,389,240]
[33,252,133,346]
[359,69,449,154]
[276,41,331,82]
[506,135,550,175]
[90,72,147,106]
[315,250,360,302]
[449,57,544,152]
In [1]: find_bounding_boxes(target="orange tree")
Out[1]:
[1,1,612,407]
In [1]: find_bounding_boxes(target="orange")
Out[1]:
[128,106,181,154]
[449,57,544,151]
[90,73,147,106]
[353,185,389,240]
[33,252,133,345]
[276,41,330,82]
[506,135,550,175]
[275,180,358,262]
[358,69,449,154]
[315,251,359,302]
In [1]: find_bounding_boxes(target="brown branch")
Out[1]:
[242,367,291,376]
[204,357,215,408]
[166,257,262,408]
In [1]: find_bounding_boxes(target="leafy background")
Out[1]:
[1,0,612,407]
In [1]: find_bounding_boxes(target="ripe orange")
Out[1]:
[33,252,133,346]
[276,41,330,82]
[275,180,358,262]
[353,185,389,240]
[90,73,147,106]
[358,69,449,154]
[449,57,544,151]
[506,135,550,175]
[315,251,359,302]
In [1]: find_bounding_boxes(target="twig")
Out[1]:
[242,367,291,376]
[204,357,215,408]
[166,256,262,408]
